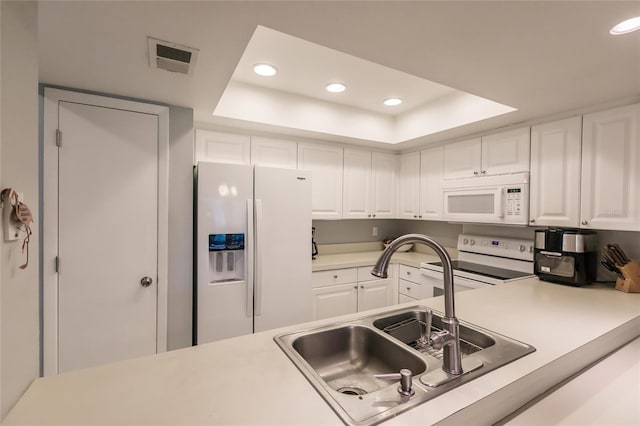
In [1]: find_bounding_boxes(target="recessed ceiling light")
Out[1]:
[253,63,277,76]
[326,83,346,93]
[610,16,640,35]
[384,98,403,106]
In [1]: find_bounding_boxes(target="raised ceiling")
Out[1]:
[214,25,516,144]
[37,1,640,150]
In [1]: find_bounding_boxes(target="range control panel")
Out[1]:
[457,234,534,261]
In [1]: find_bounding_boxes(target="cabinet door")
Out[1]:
[195,129,250,164]
[443,138,481,179]
[371,152,398,218]
[398,152,420,219]
[419,146,444,220]
[481,127,530,175]
[311,283,357,320]
[298,142,344,220]
[343,149,371,219]
[250,136,297,169]
[357,279,394,312]
[581,104,640,231]
[530,117,582,227]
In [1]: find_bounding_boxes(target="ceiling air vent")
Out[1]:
[148,37,199,75]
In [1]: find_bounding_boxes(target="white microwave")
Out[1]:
[442,172,529,225]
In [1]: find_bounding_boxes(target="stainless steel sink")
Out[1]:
[275,306,535,426]
[292,325,426,395]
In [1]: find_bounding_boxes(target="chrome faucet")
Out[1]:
[372,234,463,376]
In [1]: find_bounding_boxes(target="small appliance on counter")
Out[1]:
[534,228,598,286]
[312,227,318,259]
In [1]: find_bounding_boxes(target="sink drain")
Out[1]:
[337,386,368,396]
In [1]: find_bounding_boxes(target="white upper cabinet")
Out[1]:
[419,146,444,220]
[580,103,640,231]
[195,130,296,168]
[443,127,530,179]
[370,152,397,218]
[399,148,444,221]
[250,136,297,168]
[481,127,531,175]
[343,149,372,219]
[298,142,344,220]
[398,152,421,219]
[529,117,582,227]
[343,150,397,219]
[195,129,250,164]
[443,138,481,179]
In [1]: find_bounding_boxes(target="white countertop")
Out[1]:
[504,336,640,425]
[5,279,640,425]
[312,249,445,271]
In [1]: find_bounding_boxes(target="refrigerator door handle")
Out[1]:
[254,198,263,316]
[246,199,254,318]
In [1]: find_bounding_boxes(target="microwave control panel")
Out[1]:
[505,187,523,216]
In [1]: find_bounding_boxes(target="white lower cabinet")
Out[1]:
[397,265,436,301]
[311,265,397,321]
[311,283,358,320]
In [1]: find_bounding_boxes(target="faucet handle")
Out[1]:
[374,368,414,396]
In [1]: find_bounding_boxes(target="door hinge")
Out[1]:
[55,129,62,147]
[55,256,60,273]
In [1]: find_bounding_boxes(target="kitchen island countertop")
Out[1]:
[5,279,640,425]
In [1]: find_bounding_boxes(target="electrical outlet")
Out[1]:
[372,226,378,237]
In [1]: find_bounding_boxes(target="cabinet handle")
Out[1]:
[333,275,338,279]
[367,214,371,218]
[581,220,588,225]
[372,214,376,218]
[473,171,479,175]
[354,285,358,289]
[530,219,535,223]
[481,170,486,174]
[406,271,411,275]
[360,285,364,289]
[406,287,411,291]
[413,215,417,218]
[418,215,422,219]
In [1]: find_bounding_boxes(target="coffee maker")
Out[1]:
[534,228,598,286]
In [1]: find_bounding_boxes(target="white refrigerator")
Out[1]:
[195,161,312,344]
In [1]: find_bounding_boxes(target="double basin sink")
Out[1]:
[275,306,535,426]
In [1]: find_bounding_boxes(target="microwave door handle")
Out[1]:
[497,188,505,218]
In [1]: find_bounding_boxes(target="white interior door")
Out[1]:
[43,88,169,375]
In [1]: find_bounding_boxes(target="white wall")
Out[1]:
[312,219,402,245]
[0,1,39,419]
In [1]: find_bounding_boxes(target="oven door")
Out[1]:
[421,268,489,297]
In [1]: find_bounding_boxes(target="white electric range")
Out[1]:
[420,234,535,296]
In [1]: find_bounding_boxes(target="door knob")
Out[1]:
[140,276,153,287]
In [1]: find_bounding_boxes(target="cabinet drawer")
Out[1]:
[398,265,430,285]
[312,268,358,288]
[398,279,430,299]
